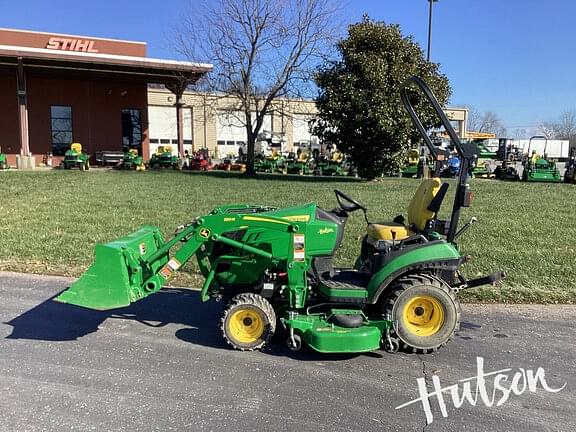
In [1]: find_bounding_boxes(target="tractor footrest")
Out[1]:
[318,270,368,303]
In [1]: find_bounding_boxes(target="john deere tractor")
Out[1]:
[120,149,145,171]
[149,145,178,169]
[61,143,90,170]
[56,77,504,354]
[522,136,562,182]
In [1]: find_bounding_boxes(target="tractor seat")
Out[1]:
[331,151,344,163]
[367,178,448,241]
[70,143,82,153]
[297,152,309,163]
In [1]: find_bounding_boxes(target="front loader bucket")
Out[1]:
[55,226,167,310]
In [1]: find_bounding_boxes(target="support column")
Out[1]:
[16,57,30,157]
[166,81,188,157]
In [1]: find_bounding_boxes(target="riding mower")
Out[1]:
[61,143,90,171]
[316,151,346,176]
[521,136,562,182]
[0,147,8,169]
[255,150,284,173]
[286,151,312,175]
[148,145,178,169]
[56,77,504,355]
[119,149,145,171]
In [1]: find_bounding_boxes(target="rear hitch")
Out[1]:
[453,271,506,292]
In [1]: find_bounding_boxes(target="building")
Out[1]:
[0,28,211,167]
[0,27,469,166]
[147,88,469,158]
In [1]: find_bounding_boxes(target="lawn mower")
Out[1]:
[255,150,284,173]
[316,150,346,176]
[189,149,212,171]
[521,136,562,182]
[470,141,495,178]
[119,149,145,171]
[56,76,504,355]
[61,143,90,170]
[148,145,179,169]
[286,151,312,175]
[0,147,8,169]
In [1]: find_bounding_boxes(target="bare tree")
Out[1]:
[175,0,341,175]
[539,110,576,143]
[467,107,507,137]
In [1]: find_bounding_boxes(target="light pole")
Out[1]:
[427,0,438,62]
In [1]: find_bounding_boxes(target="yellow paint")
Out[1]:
[402,295,445,337]
[223,217,236,222]
[282,215,311,222]
[367,223,412,241]
[227,309,265,343]
[243,216,290,225]
[319,227,335,235]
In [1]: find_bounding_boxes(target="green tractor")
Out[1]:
[148,145,178,169]
[255,150,284,173]
[0,146,8,170]
[120,149,145,171]
[522,136,562,182]
[61,143,90,170]
[56,77,504,354]
[316,150,346,176]
[286,151,312,175]
[470,141,496,178]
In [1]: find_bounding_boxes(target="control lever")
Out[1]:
[453,217,477,242]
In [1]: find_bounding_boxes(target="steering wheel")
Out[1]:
[334,189,367,213]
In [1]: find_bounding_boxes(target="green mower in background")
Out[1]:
[470,141,496,178]
[522,136,562,182]
[56,77,504,355]
[120,149,145,171]
[61,143,90,170]
[286,151,312,175]
[0,147,8,169]
[148,145,178,169]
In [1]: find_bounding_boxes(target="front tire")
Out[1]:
[221,293,276,351]
[382,274,460,353]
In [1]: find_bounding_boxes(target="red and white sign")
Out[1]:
[46,37,99,53]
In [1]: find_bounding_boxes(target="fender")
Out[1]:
[367,241,462,304]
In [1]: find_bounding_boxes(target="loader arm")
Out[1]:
[56,212,306,310]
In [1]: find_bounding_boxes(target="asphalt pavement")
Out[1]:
[0,271,574,432]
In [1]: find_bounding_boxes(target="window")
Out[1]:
[51,105,72,156]
[121,109,142,151]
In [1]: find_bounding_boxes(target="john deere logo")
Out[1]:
[199,228,211,239]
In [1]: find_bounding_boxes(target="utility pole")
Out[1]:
[427,0,438,62]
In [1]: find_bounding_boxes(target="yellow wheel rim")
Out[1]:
[402,295,445,337]
[228,308,265,344]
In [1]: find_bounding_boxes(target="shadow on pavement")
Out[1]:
[4,287,378,361]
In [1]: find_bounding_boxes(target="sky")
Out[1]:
[1,0,575,136]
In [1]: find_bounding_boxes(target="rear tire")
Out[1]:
[221,293,276,351]
[382,274,460,354]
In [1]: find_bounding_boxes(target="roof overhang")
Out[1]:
[0,44,212,85]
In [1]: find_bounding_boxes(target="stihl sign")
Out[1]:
[46,37,99,53]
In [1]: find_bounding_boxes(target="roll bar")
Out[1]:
[528,135,548,156]
[400,76,475,243]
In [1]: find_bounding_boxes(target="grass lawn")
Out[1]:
[1,169,575,303]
